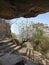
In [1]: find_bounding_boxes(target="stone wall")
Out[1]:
[0,19,11,40]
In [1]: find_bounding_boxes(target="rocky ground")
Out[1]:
[18,42,49,65]
[0,53,38,65]
[0,39,49,65]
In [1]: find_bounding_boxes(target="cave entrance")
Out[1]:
[10,12,49,40]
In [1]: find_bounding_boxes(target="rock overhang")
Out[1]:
[0,0,49,19]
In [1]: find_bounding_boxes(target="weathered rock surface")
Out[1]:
[0,0,49,19]
[31,51,49,65]
[0,19,11,40]
[27,50,49,65]
[0,53,24,65]
[0,53,37,65]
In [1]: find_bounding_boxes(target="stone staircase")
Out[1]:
[0,39,19,54]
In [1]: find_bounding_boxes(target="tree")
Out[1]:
[30,25,49,54]
[11,21,33,50]
[18,21,33,42]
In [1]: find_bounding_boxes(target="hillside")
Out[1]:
[34,23,49,36]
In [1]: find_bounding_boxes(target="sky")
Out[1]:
[10,12,49,35]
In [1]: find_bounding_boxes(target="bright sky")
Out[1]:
[10,12,49,35]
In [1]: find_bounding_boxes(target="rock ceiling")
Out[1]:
[0,0,49,19]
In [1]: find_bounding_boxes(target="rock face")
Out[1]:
[0,0,49,19]
[0,53,37,65]
[0,19,11,40]
[0,53,24,65]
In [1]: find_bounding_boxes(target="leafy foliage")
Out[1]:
[30,26,49,54]
[11,32,17,39]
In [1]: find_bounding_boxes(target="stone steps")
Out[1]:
[0,42,13,49]
[4,44,17,53]
[0,39,18,53]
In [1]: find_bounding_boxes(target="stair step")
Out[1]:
[10,45,17,47]
[0,41,13,46]
[0,39,18,53]
[3,44,17,53]
[0,43,14,50]
[0,38,12,43]
[7,46,20,53]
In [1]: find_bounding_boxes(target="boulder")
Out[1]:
[0,53,37,65]
[0,53,24,65]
